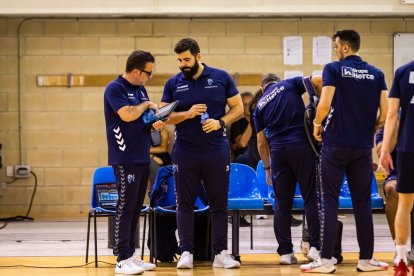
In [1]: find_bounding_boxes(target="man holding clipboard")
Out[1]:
[104,50,165,275]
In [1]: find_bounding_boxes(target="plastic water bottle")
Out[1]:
[143,109,155,125]
[200,112,209,124]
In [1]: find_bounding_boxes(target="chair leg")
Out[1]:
[93,212,98,268]
[153,212,158,266]
[141,213,147,260]
[149,212,153,263]
[250,214,253,250]
[85,213,91,263]
[208,212,214,263]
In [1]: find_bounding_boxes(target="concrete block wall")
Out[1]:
[0,17,412,217]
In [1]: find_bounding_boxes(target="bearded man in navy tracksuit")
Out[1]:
[301,30,389,273]
[160,38,243,269]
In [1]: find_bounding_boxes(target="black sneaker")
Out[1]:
[291,216,302,227]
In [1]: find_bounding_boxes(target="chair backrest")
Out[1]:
[91,166,117,209]
[229,163,261,199]
[257,160,302,200]
[256,160,269,199]
[340,172,379,197]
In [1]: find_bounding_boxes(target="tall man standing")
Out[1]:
[301,30,389,273]
[160,38,243,269]
[380,60,414,275]
[104,50,163,275]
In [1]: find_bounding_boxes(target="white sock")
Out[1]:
[396,245,407,264]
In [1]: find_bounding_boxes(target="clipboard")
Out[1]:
[144,100,179,128]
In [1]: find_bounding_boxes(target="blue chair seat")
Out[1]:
[228,198,264,210]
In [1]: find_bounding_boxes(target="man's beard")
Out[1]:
[180,61,199,78]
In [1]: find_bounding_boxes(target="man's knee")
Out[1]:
[384,180,398,198]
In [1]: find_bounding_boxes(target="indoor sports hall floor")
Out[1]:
[0,213,400,275]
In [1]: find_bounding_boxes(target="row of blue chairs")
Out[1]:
[255,160,385,210]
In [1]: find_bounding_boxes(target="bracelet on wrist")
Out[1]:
[263,166,270,170]
[313,119,321,127]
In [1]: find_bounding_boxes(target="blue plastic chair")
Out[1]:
[339,173,384,209]
[228,163,264,254]
[85,166,150,267]
[150,165,210,264]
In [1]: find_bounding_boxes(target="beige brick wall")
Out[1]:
[0,17,408,217]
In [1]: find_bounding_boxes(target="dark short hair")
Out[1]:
[174,38,200,56]
[261,73,281,87]
[241,91,254,98]
[333,30,361,52]
[125,50,155,73]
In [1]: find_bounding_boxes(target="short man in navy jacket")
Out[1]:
[104,50,164,275]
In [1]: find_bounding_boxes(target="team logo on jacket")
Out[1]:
[341,66,374,80]
[341,66,353,77]
[176,84,189,92]
[140,90,148,101]
[205,78,218,89]
[127,174,135,184]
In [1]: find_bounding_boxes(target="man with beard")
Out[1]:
[160,37,243,269]
[301,29,389,273]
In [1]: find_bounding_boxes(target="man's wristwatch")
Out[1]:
[218,119,225,129]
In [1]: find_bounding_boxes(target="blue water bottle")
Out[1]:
[200,112,209,124]
[143,109,155,126]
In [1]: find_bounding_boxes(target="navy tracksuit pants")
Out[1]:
[112,164,149,261]
[270,143,320,255]
[320,145,373,260]
[172,146,230,255]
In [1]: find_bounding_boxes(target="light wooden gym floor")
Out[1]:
[0,214,402,275]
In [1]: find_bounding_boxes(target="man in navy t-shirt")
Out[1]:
[253,74,322,265]
[161,38,243,269]
[104,50,164,275]
[301,30,389,273]
[380,60,414,273]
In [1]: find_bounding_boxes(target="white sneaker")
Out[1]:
[131,252,156,270]
[301,241,310,256]
[115,256,145,275]
[300,257,336,273]
[306,247,320,262]
[177,251,193,269]
[280,253,298,265]
[212,250,240,269]
[256,215,268,220]
[356,258,389,272]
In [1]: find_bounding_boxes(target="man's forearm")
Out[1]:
[221,104,243,126]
